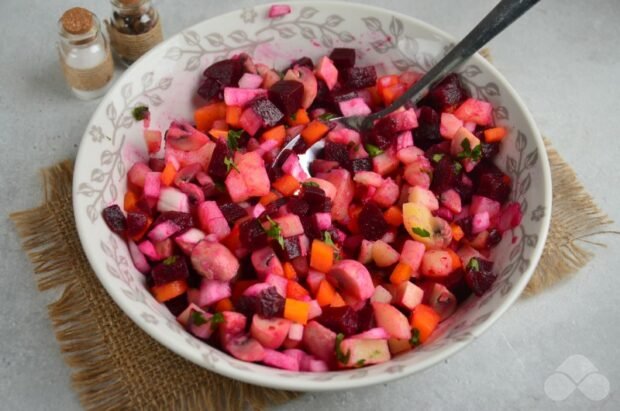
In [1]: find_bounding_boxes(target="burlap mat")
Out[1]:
[9,139,616,410]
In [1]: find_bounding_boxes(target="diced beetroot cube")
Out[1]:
[315,56,338,90]
[464,257,496,296]
[151,255,189,285]
[269,80,304,116]
[329,48,355,70]
[342,66,377,90]
[102,205,127,236]
[421,73,468,112]
[358,203,389,241]
[218,202,246,225]
[414,106,441,150]
[274,236,302,261]
[251,98,284,127]
[240,219,268,251]
[282,65,318,109]
[126,211,148,239]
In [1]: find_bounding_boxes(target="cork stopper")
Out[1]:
[61,7,93,35]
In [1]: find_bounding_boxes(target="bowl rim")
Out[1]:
[73,0,552,391]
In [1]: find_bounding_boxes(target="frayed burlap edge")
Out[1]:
[523,140,618,295]
[10,160,299,411]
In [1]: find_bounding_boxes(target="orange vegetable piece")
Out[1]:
[483,127,507,143]
[301,120,329,145]
[151,280,188,302]
[214,298,234,312]
[347,204,362,234]
[450,223,464,242]
[409,304,441,343]
[259,191,280,206]
[123,190,139,212]
[284,298,310,325]
[315,280,336,306]
[389,262,412,285]
[226,105,242,128]
[272,175,300,196]
[194,102,226,132]
[383,206,403,227]
[208,129,229,139]
[160,163,177,186]
[446,248,462,270]
[287,281,310,300]
[221,220,246,253]
[330,293,346,307]
[381,83,405,105]
[283,262,297,280]
[261,125,287,146]
[376,75,399,94]
[288,108,310,126]
[366,86,382,106]
[310,240,334,273]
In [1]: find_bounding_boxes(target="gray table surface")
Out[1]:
[2,0,619,410]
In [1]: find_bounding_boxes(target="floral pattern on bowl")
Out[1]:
[73,1,551,391]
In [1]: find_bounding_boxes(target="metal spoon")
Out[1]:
[273,0,539,170]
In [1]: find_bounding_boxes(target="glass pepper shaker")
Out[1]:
[58,7,114,100]
[107,0,164,66]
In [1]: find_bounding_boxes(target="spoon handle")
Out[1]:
[363,0,540,127]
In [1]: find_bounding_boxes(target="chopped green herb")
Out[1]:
[409,328,421,347]
[264,216,285,249]
[318,112,337,121]
[412,227,431,238]
[163,256,177,266]
[432,153,445,163]
[364,144,384,157]
[323,231,335,247]
[227,129,243,151]
[454,162,463,173]
[467,257,480,271]
[210,312,225,331]
[302,181,320,188]
[355,359,366,367]
[456,138,482,162]
[290,112,297,121]
[224,156,239,173]
[131,105,149,121]
[191,311,207,326]
[335,333,351,364]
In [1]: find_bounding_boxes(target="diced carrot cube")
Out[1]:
[446,248,462,270]
[483,127,507,143]
[151,280,188,302]
[389,262,412,285]
[310,240,334,273]
[208,129,229,139]
[409,304,441,343]
[214,298,234,312]
[231,279,258,304]
[261,125,287,146]
[287,280,310,300]
[259,191,280,206]
[272,175,300,196]
[123,190,139,212]
[301,120,329,145]
[283,262,297,280]
[226,106,242,128]
[450,223,464,242]
[288,108,310,126]
[160,163,176,186]
[284,298,310,325]
[315,279,336,306]
[330,293,346,307]
[194,102,226,132]
[383,206,403,227]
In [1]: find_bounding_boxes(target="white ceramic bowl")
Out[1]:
[74,1,552,391]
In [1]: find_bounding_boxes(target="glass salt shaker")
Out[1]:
[58,7,114,100]
[107,0,163,66]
